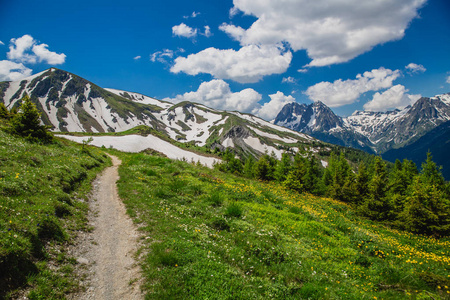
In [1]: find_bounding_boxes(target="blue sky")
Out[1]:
[1,0,449,118]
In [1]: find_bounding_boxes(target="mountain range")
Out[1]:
[0,68,318,161]
[2,68,448,178]
[274,92,450,178]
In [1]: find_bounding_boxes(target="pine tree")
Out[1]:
[9,94,53,143]
[402,176,450,236]
[361,157,392,220]
[274,153,292,182]
[354,161,370,204]
[254,154,274,181]
[420,152,445,188]
[243,156,255,178]
[0,102,9,119]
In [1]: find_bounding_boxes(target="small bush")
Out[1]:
[207,191,224,207]
[54,204,72,218]
[224,203,243,218]
[37,218,65,242]
[210,217,230,231]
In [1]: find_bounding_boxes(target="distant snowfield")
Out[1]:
[57,134,221,168]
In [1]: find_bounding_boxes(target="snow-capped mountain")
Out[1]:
[0,68,316,159]
[274,93,450,154]
[274,101,373,153]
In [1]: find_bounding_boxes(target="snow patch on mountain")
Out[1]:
[105,88,172,109]
[58,134,221,168]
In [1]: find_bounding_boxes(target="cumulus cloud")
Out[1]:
[297,69,308,73]
[0,60,32,81]
[171,44,292,83]
[282,76,295,84]
[363,85,421,111]
[7,35,66,64]
[31,43,66,64]
[305,67,401,107]
[164,79,294,120]
[134,55,141,60]
[253,91,295,120]
[203,26,212,38]
[405,63,426,74]
[164,79,262,112]
[150,49,174,63]
[172,23,197,38]
[222,0,425,67]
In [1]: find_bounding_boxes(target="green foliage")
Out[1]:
[0,130,108,298]
[115,151,449,299]
[0,102,9,119]
[401,177,450,236]
[9,94,53,143]
[253,153,276,181]
[224,203,243,218]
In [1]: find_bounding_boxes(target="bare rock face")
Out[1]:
[274,93,450,154]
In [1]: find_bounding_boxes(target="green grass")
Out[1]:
[114,151,450,299]
[0,130,110,299]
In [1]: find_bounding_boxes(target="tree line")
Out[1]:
[0,94,53,143]
[215,149,450,237]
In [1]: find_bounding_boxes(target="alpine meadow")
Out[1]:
[1,0,450,299]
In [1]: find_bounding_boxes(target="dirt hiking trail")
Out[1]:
[69,154,143,299]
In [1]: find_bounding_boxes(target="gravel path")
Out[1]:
[69,154,142,299]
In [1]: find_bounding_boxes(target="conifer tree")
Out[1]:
[274,153,292,182]
[361,156,392,220]
[254,154,274,181]
[402,176,450,236]
[354,161,370,204]
[9,94,53,143]
[243,156,255,178]
[0,102,9,119]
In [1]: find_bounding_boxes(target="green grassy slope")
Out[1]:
[115,151,450,299]
[0,131,110,299]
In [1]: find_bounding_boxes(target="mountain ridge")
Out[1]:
[274,93,450,154]
[0,68,320,160]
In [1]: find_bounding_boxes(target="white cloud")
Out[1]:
[0,60,32,81]
[171,44,292,83]
[229,6,240,18]
[223,0,426,67]
[446,75,450,84]
[363,85,421,111]
[282,76,295,84]
[253,91,295,120]
[150,49,174,63]
[0,41,4,45]
[203,26,212,37]
[7,35,36,63]
[172,23,197,38]
[7,34,66,65]
[183,11,200,19]
[164,80,294,121]
[164,79,262,112]
[405,63,426,74]
[305,67,401,107]
[297,69,308,73]
[31,43,66,64]
[134,55,141,60]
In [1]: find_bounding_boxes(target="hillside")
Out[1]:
[0,130,109,299]
[383,120,450,180]
[112,149,450,299]
[0,68,319,160]
[1,120,449,299]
